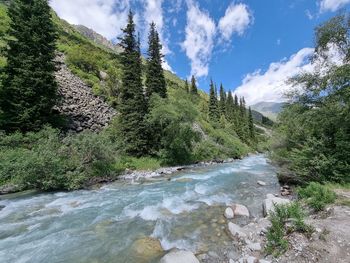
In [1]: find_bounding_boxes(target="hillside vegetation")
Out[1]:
[0,2,270,192]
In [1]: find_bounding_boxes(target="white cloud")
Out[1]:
[319,0,350,12]
[182,1,216,78]
[50,0,129,40]
[305,9,314,20]
[218,2,252,41]
[234,48,315,105]
[143,0,173,71]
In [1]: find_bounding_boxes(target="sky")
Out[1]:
[50,0,350,105]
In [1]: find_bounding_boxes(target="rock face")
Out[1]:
[54,53,116,132]
[263,194,290,217]
[160,250,199,263]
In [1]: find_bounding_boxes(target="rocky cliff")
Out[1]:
[55,53,116,132]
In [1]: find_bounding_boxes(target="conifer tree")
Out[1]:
[225,91,234,121]
[145,22,166,98]
[219,84,226,116]
[248,107,255,141]
[184,79,189,93]
[208,79,219,122]
[190,75,198,95]
[0,0,58,132]
[118,11,148,156]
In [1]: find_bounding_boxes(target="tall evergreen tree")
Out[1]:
[208,79,219,122]
[219,84,226,116]
[0,0,58,132]
[225,91,234,121]
[184,79,189,93]
[118,11,148,156]
[145,22,166,99]
[190,75,198,95]
[248,107,255,141]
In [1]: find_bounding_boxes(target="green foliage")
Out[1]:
[117,11,148,156]
[208,79,219,122]
[0,127,118,191]
[297,182,336,211]
[145,22,166,98]
[190,75,198,95]
[266,202,313,256]
[114,156,161,171]
[0,0,58,132]
[272,14,350,184]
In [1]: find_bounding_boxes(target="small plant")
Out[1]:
[297,182,336,211]
[265,202,313,256]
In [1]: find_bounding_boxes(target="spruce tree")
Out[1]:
[145,22,166,99]
[184,79,189,93]
[225,91,234,121]
[219,84,226,116]
[190,75,198,95]
[208,79,219,122]
[248,107,255,141]
[118,11,148,156]
[0,0,58,132]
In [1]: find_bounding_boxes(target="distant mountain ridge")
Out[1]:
[251,101,286,120]
[73,24,123,53]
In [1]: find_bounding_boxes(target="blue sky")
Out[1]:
[50,0,350,105]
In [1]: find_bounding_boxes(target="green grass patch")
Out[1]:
[266,202,313,256]
[114,156,162,171]
[297,182,336,211]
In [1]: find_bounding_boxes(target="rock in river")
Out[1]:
[160,249,199,263]
[224,207,234,219]
[257,180,267,186]
[130,237,163,262]
[232,204,250,217]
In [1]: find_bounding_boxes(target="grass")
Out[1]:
[265,202,313,256]
[297,182,336,211]
[114,156,162,171]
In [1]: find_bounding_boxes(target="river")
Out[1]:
[0,154,280,263]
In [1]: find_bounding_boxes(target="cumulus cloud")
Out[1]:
[319,0,350,12]
[234,48,315,105]
[218,2,252,41]
[182,1,216,78]
[50,0,129,40]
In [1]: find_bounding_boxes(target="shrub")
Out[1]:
[0,127,119,191]
[266,202,313,256]
[297,182,336,211]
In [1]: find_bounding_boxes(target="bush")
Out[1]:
[297,182,336,211]
[0,127,119,191]
[266,202,313,256]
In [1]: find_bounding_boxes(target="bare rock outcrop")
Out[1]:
[54,53,116,132]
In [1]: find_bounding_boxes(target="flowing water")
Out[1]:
[0,154,280,263]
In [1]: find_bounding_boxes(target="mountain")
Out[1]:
[73,25,123,54]
[251,101,286,121]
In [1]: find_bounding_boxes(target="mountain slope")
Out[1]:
[251,101,286,120]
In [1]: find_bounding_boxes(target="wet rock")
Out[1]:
[224,207,234,219]
[160,249,199,263]
[257,181,267,186]
[0,205,5,211]
[228,222,247,239]
[130,237,163,262]
[263,194,290,217]
[232,204,250,217]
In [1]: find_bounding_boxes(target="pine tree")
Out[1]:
[190,75,198,95]
[248,107,255,141]
[145,22,166,99]
[118,11,148,156]
[184,79,189,93]
[208,79,219,122]
[0,0,58,132]
[225,91,234,121]
[219,83,226,116]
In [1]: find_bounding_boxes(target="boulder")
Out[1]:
[257,180,267,186]
[228,222,247,239]
[263,194,290,217]
[232,204,250,217]
[160,250,199,263]
[224,207,234,219]
[246,241,262,251]
[130,237,163,261]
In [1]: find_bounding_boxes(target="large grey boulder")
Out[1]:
[232,204,250,217]
[263,194,290,217]
[224,207,234,219]
[160,250,199,263]
[228,222,247,239]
